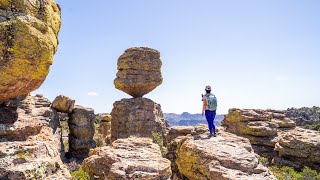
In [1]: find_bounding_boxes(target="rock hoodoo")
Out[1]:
[0,0,61,102]
[111,47,168,143]
[82,137,172,179]
[0,95,70,179]
[111,97,167,141]
[68,105,96,159]
[114,47,163,98]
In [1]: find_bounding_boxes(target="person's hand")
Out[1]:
[202,111,204,117]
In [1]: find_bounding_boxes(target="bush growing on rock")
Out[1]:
[269,166,320,180]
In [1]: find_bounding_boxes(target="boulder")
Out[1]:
[111,98,168,143]
[68,105,96,159]
[0,95,70,179]
[52,95,75,113]
[82,137,172,180]
[100,113,112,122]
[167,131,276,180]
[275,127,320,171]
[0,0,61,102]
[114,47,163,98]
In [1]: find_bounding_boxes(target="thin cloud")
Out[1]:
[275,76,289,81]
[87,92,98,96]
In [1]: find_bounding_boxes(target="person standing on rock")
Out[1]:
[202,85,218,137]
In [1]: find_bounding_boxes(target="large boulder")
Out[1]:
[114,47,163,98]
[274,127,320,171]
[0,0,61,102]
[52,95,75,113]
[82,137,172,180]
[167,131,276,180]
[68,105,96,159]
[111,98,168,143]
[0,95,70,179]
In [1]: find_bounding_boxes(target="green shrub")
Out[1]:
[71,167,90,180]
[269,165,320,180]
[259,157,269,166]
[151,131,167,156]
[17,151,26,159]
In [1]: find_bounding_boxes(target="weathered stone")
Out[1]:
[168,131,276,180]
[111,98,168,143]
[100,113,112,122]
[52,95,75,113]
[82,137,172,180]
[275,127,320,171]
[114,47,163,98]
[0,95,70,179]
[0,0,61,102]
[68,105,96,159]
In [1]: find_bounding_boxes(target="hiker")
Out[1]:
[202,85,218,137]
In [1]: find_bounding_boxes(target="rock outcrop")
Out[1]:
[167,124,208,143]
[167,130,276,180]
[111,97,168,143]
[286,106,320,126]
[114,47,163,98]
[0,0,61,102]
[223,108,320,171]
[0,95,70,179]
[223,108,296,148]
[52,95,75,113]
[68,105,96,159]
[82,137,172,180]
[274,127,320,171]
[98,113,112,145]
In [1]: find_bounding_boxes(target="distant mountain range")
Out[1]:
[164,112,224,126]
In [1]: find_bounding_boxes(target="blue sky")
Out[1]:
[34,0,320,114]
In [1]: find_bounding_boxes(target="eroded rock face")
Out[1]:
[0,95,70,179]
[275,127,320,171]
[82,137,172,180]
[111,98,168,143]
[114,47,162,98]
[0,0,61,102]
[68,105,96,159]
[222,108,296,148]
[168,131,276,180]
[52,95,75,113]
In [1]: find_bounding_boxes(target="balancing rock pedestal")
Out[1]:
[111,98,167,142]
[111,47,168,143]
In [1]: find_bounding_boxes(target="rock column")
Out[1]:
[111,47,168,142]
[68,105,96,159]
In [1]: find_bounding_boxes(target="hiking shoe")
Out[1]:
[213,133,217,137]
[208,134,213,138]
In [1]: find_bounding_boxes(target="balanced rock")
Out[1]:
[68,105,96,159]
[82,137,172,180]
[0,95,70,179]
[0,0,61,102]
[275,127,320,171]
[114,47,163,98]
[52,95,75,113]
[167,131,276,180]
[111,98,168,143]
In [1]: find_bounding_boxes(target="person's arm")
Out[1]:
[202,99,207,116]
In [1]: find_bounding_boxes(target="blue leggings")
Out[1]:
[205,110,216,134]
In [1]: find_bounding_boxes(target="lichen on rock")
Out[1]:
[0,0,61,102]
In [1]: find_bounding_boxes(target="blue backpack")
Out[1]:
[205,93,217,111]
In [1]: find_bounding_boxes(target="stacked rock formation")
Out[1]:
[111,47,168,143]
[68,105,96,159]
[97,113,112,145]
[82,137,172,179]
[0,0,61,102]
[223,108,320,171]
[52,95,75,113]
[167,129,276,180]
[0,95,70,179]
